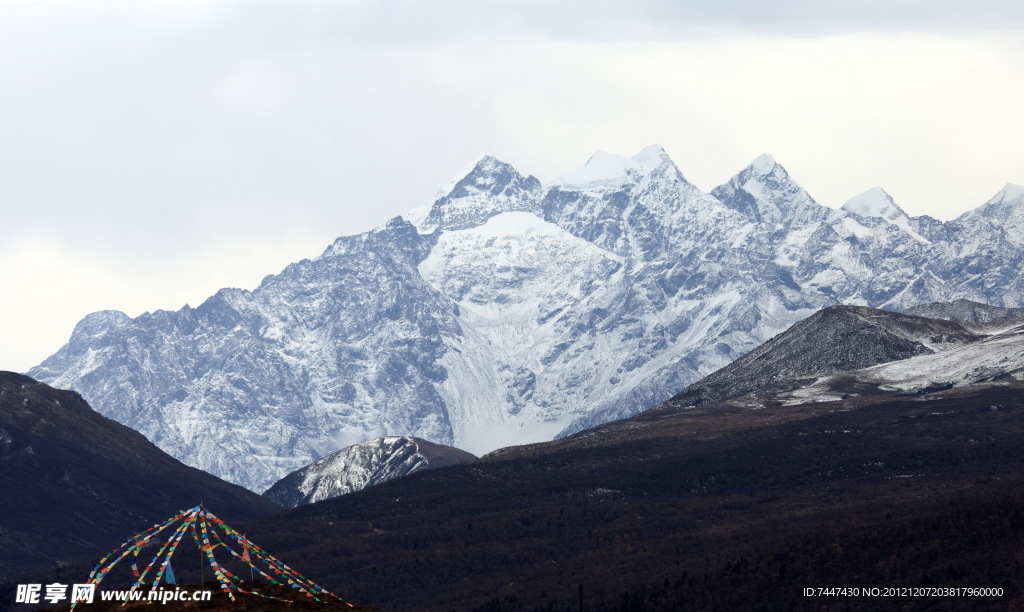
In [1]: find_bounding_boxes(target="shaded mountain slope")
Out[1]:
[0,372,279,583]
[775,318,1024,405]
[662,304,982,409]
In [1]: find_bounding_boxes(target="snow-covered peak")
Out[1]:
[425,154,536,206]
[405,154,542,233]
[955,183,1024,245]
[454,155,523,193]
[841,187,929,244]
[842,187,905,220]
[469,154,512,176]
[630,145,670,174]
[711,154,827,225]
[749,153,778,177]
[556,151,629,189]
[844,188,930,244]
[986,183,1024,206]
[428,155,500,200]
[556,145,670,190]
[66,310,131,343]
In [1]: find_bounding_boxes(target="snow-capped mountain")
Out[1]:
[28,146,1024,491]
[263,435,476,507]
[841,187,930,244]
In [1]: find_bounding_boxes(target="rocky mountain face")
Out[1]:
[0,372,278,583]
[263,436,476,507]
[28,145,1024,491]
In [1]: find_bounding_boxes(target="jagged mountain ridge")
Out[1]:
[29,145,1024,491]
[263,436,476,507]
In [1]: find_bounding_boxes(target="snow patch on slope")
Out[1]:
[419,211,624,452]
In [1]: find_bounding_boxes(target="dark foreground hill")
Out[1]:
[0,372,279,584]
[237,378,1024,612]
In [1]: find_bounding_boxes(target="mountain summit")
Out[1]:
[842,187,929,243]
[30,147,1024,491]
[986,183,1024,206]
[711,153,826,225]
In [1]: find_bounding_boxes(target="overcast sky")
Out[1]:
[2,0,1023,371]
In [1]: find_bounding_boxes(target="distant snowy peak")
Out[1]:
[986,183,1024,206]
[555,145,676,190]
[749,153,779,177]
[412,145,687,232]
[711,154,827,225]
[961,183,1024,222]
[842,187,905,220]
[955,183,1024,246]
[70,310,132,340]
[262,436,476,508]
[454,155,528,195]
[842,187,929,244]
[411,155,543,233]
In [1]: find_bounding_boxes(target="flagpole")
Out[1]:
[245,535,255,584]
